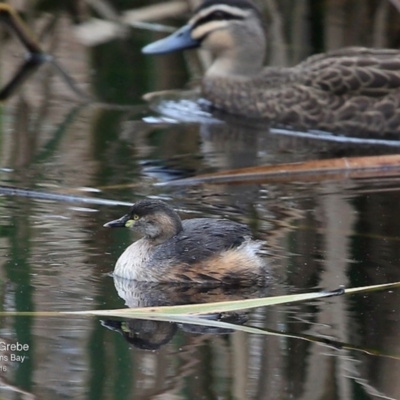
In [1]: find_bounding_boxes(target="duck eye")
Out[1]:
[133,214,140,220]
[212,11,226,20]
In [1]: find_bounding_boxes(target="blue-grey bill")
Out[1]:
[142,24,200,55]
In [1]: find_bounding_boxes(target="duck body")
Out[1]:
[104,199,267,286]
[202,48,400,135]
[142,0,400,136]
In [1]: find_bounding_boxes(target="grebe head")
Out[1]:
[104,199,183,244]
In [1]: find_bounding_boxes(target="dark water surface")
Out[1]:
[0,1,400,399]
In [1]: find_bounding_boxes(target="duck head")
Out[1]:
[142,0,266,77]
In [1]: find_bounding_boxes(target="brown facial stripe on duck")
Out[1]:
[189,5,250,42]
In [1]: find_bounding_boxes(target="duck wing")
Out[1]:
[297,47,400,96]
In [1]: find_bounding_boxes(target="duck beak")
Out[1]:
[142,24,200,55]
[104,214,132,228]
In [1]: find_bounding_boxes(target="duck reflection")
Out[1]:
[101,276,270,350]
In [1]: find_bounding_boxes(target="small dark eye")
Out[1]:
[212,10,226,20]
[133,214,139,220]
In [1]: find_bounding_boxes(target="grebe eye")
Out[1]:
[133,214,139,220]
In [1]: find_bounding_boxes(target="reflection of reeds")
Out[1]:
[0,4,47,100]
[0,4,90,101]
[0,58,43,101]
[0,4,43,55]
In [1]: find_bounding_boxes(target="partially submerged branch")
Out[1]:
[158,154,400,186]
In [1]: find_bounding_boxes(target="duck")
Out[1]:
[104,199,267,285]
[142,0,400,136]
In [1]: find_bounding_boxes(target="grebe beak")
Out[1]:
[104,214,131,228]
